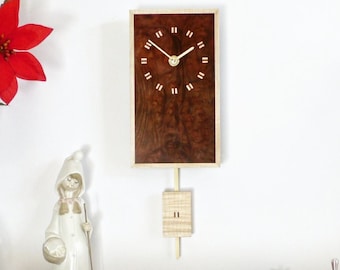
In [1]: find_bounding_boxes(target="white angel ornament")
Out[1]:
[43,151,93,270]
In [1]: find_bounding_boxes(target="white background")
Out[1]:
[1,0,340,269]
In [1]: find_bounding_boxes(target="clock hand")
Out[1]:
[147,41,194,67]
[148,39,171,59]
[167,46,195,67]
[177,46,195,60]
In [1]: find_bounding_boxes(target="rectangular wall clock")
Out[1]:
[130,9,220,167]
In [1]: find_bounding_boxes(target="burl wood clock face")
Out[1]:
[130,10,220,167]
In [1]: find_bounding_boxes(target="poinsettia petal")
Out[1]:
[0,0,19,36]
[0,76,18,105]
[0,57,16,90]
[8,52,46,81]
[9,24,53,50]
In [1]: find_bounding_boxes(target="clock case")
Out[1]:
[130,9,220,167]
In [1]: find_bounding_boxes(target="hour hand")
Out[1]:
[177,46,195,60]
[167,46,195,67]
[148,39,171,59]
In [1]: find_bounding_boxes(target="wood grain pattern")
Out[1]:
[163,191,192,238]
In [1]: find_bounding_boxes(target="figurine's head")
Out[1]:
[58,173,83,199]
[61,173,82,192]
[56,151,85,198]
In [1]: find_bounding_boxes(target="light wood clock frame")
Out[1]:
[130,9,220,258]
[130,9,220,168]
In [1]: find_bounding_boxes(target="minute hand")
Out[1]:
[148,39,171,58]
[177,46,195,60]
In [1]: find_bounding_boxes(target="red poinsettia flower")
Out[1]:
[0,0,53,105]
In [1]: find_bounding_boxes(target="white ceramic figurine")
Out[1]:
[43,151,93,270]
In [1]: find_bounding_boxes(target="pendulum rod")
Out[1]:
[174,167,180,192]
[174,167,180,259]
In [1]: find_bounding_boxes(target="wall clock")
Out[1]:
[130,9,220,167]
[130,9,220,258]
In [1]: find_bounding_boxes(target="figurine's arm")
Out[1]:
[43,203,66,264]
[44,203,61,239]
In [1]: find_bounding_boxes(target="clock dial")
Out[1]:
[131,10,219,166]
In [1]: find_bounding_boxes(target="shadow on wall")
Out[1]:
[81,145,105,270]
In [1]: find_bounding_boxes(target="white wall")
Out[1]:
[1,0,340,269]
